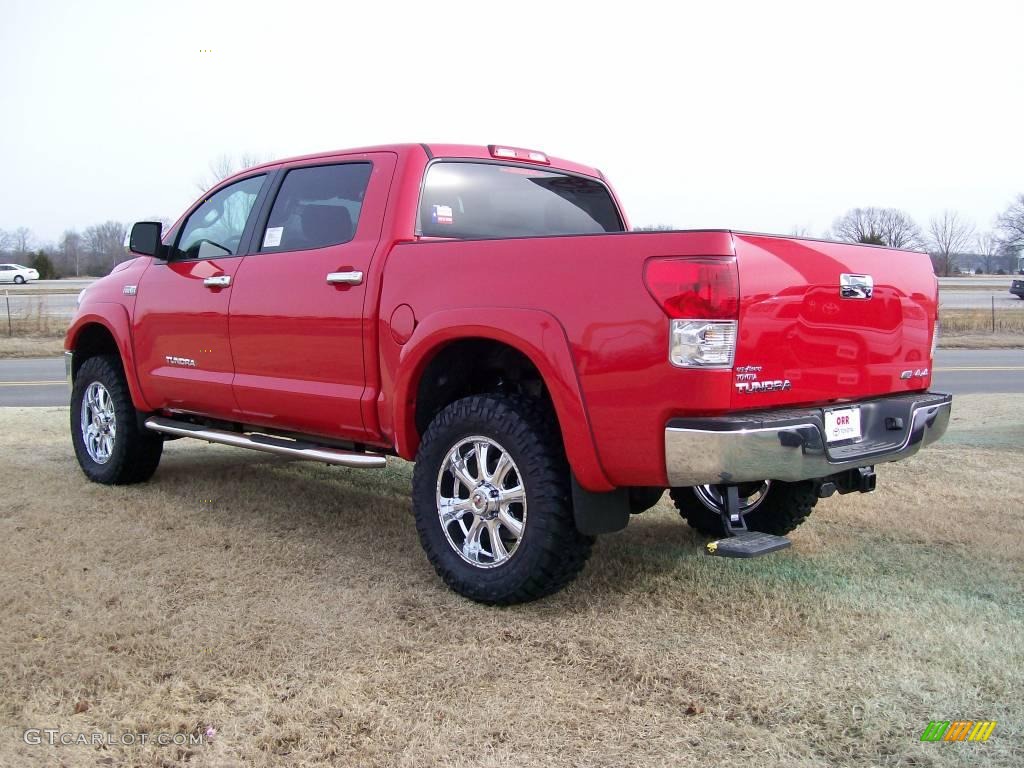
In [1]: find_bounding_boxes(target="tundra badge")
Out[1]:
[165,356,197,368]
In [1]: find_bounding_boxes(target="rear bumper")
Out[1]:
[664,391,952,486]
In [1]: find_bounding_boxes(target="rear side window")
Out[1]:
[260,163,372,252]
[418,162,623,239]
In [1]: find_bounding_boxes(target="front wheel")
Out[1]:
[13,275,26,284]
[670,480,818,536]
[71,354,164,484]
[412,395,593,604]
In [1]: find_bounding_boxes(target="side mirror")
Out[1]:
[128,221,164,257]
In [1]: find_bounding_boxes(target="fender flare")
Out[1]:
[391,307,614,492]
[65,303,153,412]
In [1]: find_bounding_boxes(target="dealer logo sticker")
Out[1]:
[920,720,996,742]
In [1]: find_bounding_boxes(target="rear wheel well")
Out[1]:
[414,339,556,438]
[71,324,121,381]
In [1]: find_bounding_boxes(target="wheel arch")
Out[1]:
[66,305,153,412]
[390,308,613,492]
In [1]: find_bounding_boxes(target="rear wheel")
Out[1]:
[412,394,592,604]
[71,354,163,484]
[670,480,817,536]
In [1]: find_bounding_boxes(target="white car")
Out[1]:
[0,264,40,284]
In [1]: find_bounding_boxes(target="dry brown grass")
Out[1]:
[940,309,1024,336]
[0,336,66,358]
[938,334,1024,349]
[0,398,1022,767]
[0,300,68,339]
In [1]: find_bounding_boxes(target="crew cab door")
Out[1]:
[133,173,270,419]
[227,153,396,439]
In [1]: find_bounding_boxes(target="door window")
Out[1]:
[259,163,372,252]
[173,175,266,260]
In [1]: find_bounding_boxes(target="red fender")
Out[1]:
[390,307,614,492]
[65,304,154,412]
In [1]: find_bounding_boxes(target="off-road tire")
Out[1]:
[412,394,593,604]
[670,481,818,536]
[628,486,664,514]
[71,354,163,484]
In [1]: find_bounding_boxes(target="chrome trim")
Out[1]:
[840,273,873,300]
[665,397,951,487]
[64,350,74,386]
[144,416,387,468]
[203,275,231,288]
[326,271,364,285]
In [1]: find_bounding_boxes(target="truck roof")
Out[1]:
[241,143,605,181]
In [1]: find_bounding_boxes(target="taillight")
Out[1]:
[645,257,739,369]
[644,257,739,319]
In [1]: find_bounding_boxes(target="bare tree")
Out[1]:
[633,224,674,231]
[928,211,975,276]
[975,232,1001,274]
[830,208,925,250]
[995,194,1024,250]
[11,226,34,258]
[60,229,84,277]
[83,221,128,275]
[195,152,270,193]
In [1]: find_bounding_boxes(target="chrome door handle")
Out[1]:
[203,275,231,288]
[326,271,363,286]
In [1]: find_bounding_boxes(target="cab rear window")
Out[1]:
[418,161,623,239]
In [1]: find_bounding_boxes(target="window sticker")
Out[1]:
[263,226,284,248]
[431,204,454,225]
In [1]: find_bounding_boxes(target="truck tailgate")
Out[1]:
[732,234,937,409]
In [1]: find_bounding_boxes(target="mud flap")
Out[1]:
[571,475,630,535]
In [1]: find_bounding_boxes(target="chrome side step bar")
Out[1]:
[144,416,387,469]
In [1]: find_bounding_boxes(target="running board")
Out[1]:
[144,416,387,469]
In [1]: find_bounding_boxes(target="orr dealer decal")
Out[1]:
[734,365,792,395]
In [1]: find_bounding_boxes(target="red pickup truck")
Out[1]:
[66,143,951,604]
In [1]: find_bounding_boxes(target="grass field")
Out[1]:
[940,309,1024,336]
[0,397,1021,767]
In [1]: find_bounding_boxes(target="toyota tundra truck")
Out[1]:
[66,143,952,604]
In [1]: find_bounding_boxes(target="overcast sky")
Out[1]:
[1,0,1021,245]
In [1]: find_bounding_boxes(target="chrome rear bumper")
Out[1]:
[665,392,951,487]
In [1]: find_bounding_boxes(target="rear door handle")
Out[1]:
[326,271,363,286]
[203,275,231,288]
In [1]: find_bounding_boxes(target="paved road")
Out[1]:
[1,350,1021,408]
[0,357,68,407]
[939,290,1024,310]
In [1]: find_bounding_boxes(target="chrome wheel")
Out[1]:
[436,436,527,569]
[694,481,771,515]
[80,381,116,464]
